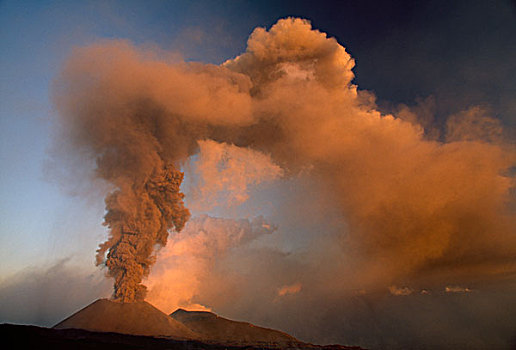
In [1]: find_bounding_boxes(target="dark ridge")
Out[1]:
[0,324,366,350]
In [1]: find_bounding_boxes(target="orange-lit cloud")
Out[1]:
[445,286,472,293]
[54,17,516,307]
[277,283,302,297]
[388,286,413,296]
[187,140,283,210]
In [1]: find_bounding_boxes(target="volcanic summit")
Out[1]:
[53,299,198,339]
[53,299,299,345]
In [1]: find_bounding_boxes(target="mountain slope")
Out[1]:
[53,299,197,339]
[171,308,298,345]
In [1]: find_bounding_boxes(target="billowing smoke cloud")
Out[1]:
[53,38,257,301]
[187,140,283,210]
[54,17,515,307]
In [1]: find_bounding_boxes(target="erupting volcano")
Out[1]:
[23,14,514,350]
[51,299,308,347]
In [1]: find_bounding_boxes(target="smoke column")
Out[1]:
[53,36,253,302]
[62,92,192,302]
[54,18,515,302]
[96,163,189,302]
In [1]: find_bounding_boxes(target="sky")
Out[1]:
[1,1,515,349]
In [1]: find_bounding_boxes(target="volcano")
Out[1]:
[53,299,299,345]
[171,308,299,345]
[48,299,364,349]
[53,299,197,339]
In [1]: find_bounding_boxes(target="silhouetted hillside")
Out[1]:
[1,324,365,350]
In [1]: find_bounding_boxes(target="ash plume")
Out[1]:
[96,163,189,302]
[53,39,253,302]
[53,17,516,303]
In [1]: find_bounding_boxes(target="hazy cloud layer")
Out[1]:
[0,259,111,327]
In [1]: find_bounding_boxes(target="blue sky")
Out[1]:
[1,2,515,348]
[1,0,515,277]
[0,0,255,276]
[0,0,289,279]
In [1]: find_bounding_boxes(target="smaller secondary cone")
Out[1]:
[171,308,299,345]
[53,299,197,339]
